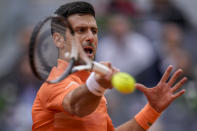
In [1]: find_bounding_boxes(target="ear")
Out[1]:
[52,33,65,48]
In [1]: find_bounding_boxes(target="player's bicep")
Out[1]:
[61,81,81,114]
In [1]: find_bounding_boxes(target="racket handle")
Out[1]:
[92,62,111,75]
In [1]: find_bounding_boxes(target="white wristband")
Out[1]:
[86,72,106,96]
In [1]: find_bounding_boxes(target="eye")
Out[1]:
[76,27,86,34]
[91,28,98,34]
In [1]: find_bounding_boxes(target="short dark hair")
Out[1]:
[51,1,95,35]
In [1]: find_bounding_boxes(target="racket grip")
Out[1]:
[92,62,111,75]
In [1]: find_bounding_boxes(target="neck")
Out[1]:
[58,50,70,62]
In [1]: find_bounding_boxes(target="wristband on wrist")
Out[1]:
[135,103,161,130]
[86,72,106,96]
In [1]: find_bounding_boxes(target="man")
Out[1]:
[32,1,187,131]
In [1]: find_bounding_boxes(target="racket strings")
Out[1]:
[51,23,66,35]
[29,16,75,81]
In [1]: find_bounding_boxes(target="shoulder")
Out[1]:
[37,74,81,104]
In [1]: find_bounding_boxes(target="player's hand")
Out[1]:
[94,61,119,89]
[135,65,187,113]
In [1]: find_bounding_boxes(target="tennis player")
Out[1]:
[32,1,187,131]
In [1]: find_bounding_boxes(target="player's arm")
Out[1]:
[62,62,116,117]
[115,119,145,131]
[62,84,102,117]
[115,65,187,131]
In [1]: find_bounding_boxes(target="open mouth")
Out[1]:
[83,46,94,56]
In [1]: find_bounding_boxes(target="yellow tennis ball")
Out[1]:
[112,72,136,94]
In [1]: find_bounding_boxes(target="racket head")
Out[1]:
[29,14,108,83]
[29,15,75,81]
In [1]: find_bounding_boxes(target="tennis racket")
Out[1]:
[29,14,110,83]
[29,14,136,94]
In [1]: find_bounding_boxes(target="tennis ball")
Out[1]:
[112,72,136,94]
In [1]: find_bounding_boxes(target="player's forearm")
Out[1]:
[116,119,145,131]
[116,103,162,131]
[62,84,102,117]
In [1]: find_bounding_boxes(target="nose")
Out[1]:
[85,30,94,43]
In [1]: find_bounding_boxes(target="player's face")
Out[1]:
[67,14,98,60]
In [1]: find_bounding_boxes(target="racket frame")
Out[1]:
[29,14,111,83]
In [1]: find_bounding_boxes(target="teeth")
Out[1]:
[84,48,93,54]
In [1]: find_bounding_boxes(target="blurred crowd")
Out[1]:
[0,0,197,131]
